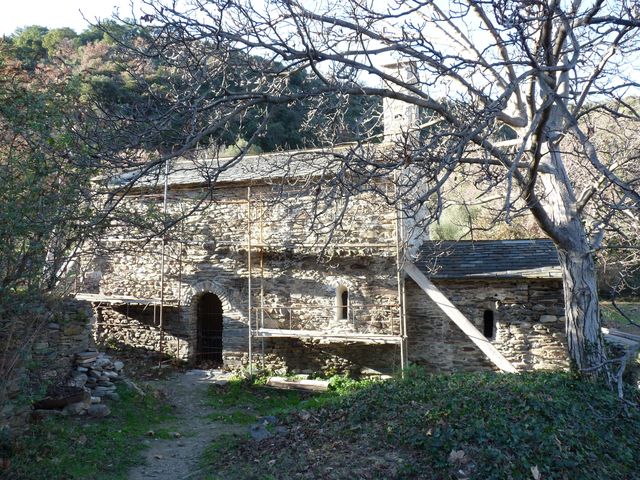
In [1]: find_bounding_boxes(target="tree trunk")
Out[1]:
[556,242,607,377]
[533,145,608,379]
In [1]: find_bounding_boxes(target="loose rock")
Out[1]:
[250,424,272,442]
[63,401,88,416]
[88,404,111,418]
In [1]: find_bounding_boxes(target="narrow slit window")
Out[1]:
[336,286,349,320]
[341,290,349,320]
[483,309,495,339]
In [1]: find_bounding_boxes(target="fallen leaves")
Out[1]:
[531,465,541,480]
[448,449,467,464]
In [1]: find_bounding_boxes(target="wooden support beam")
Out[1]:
[254,328,403,344]
[266,377,329,392]
[404,263,518,373]
[75,292,180,306]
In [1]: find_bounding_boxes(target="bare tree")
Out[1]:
[102,0,640,379]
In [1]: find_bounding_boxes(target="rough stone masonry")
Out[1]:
[78,153,570,376]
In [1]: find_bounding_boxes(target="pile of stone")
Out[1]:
[70,351,124,403]
[32,351,125,419]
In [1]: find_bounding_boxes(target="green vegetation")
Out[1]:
[430,202,545,241]
[601,301,640,330]
[430,205,479,240]
[205,377,312,425]
[205,375,374,425]
[203,370,640,480]
[1,23,379,154]
[200,375,377,475]
[200,433,249,477]
[8,385,174,480]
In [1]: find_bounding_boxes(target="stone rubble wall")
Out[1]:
[93,251,400,370]
[94,305,190,360]
[0,298,94,430]
[92,184,399,260]
[87,181,402,370]
[254,339,399,376]
[84,185,398,366]
[84,181,570,375]
[406,278,569,372]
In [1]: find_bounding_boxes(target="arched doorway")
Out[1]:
[196,293,223,365]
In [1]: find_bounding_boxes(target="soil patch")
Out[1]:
[127,369,243,480]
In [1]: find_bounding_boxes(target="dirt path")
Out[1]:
[127,369,243,480]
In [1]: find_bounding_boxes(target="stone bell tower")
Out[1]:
[382,61,420,143]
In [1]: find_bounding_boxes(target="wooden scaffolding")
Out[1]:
[78,164,409,371]
[77,162,519,374]
[244,185,409,375]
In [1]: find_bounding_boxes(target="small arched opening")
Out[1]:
[336,286,349,321]
[196,292,223,365]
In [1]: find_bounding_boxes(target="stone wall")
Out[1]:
[93,183,399,262]
[406,278,569,372]
[0,298,93,429]
[86,181,570,375]
[86,181,404,370]
[92,250,400,370]
[256,339,399,376]
[94,305,189,359]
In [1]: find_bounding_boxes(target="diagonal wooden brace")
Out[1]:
[404,263,518,373]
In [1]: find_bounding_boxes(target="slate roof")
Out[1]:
[414,239,562,279]
[108,149,342,189]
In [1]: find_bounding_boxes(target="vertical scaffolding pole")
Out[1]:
[159,160,169,363]
[176,222,184,359]
[400,212,408,368]
[394,178,408,373]
[259,194,265,370]
[247,186,253,377]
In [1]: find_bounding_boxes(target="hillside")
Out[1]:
[205,371,640,480]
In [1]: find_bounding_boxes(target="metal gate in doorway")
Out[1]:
[196,293,223,365]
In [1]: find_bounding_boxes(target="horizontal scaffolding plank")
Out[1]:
[100,238,396,248]
[253,328,403,344]
[75,293,179,306]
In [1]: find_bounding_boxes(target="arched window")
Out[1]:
[483,309,495,339]
[336,286,349,320]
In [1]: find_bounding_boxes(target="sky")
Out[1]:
[0,0,141,36]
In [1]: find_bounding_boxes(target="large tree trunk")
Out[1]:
[556,241,607,376]
[532,144,608,378]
